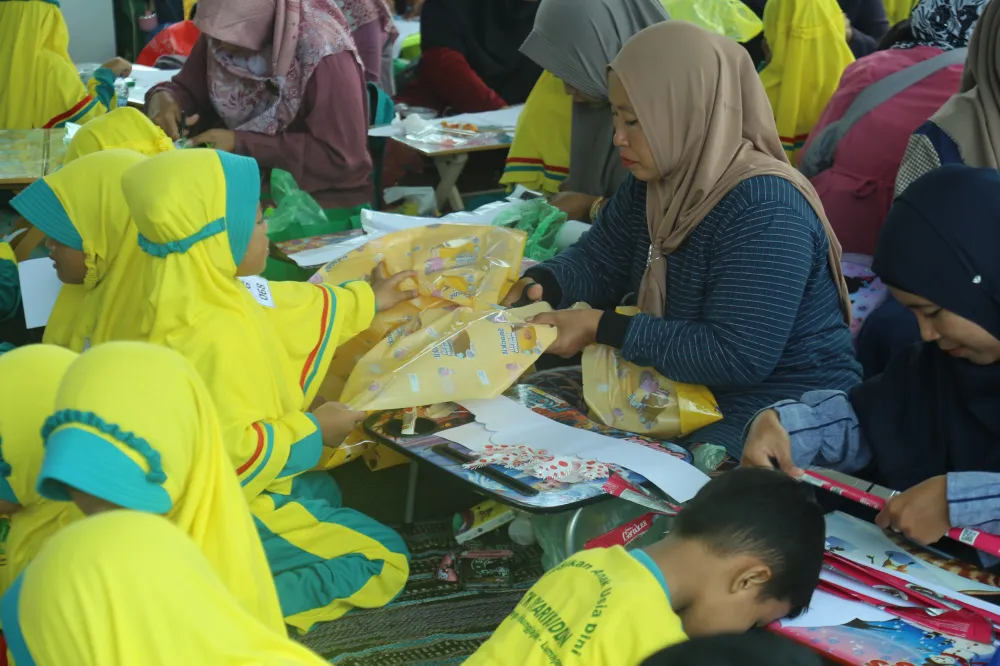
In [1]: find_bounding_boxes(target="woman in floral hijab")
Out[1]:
[146,0,374,210]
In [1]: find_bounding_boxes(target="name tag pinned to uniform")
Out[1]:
[239,276,276,308]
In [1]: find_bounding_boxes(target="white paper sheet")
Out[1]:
[63,122,82,142]
[127,64,178,105]
[820,568,920,607]
[779,589,893,629]
[368,105,524,138]
[441,396,710,502]
[287,234,372,268]
[18,259,62,329]
[439,106,523,129]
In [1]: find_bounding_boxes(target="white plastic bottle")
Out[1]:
[507,511,536,546]
[115,79,129,108]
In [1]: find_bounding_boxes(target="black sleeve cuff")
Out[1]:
[596,311,631,348]
[522,266,563,309]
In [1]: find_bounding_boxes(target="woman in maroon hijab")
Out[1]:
[146,0,373,209]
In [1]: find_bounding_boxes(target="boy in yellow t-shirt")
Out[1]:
[466,468,825,666]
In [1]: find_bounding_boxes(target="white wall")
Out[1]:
[61,0,117,64]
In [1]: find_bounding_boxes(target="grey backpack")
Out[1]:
[799,48,967,178]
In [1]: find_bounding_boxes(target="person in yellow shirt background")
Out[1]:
[0,0,132,130]
[0,345,82,604]
[465,468,825,666]
[758,0,855,163]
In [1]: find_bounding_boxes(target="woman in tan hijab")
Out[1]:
[503,21,859,465]
[857,0,999,379]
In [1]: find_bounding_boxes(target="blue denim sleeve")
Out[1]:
[947,472,1000,533]
[771,390,872,473]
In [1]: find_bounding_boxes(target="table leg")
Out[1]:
[404,461,419,525]
[564,507,585,557]
[433,153,469,212]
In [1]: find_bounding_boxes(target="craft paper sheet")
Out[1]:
[779,589,895,629]
[825,512,1000,596]
[440,396,710,502]
[18,258,61,329]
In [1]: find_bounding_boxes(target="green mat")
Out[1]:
[296,520,543,665]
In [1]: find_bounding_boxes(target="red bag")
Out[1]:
[136,21,201,67]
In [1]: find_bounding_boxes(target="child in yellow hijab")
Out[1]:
[106,149,410,632]
[0,0,132,129]
[0,345,81,602]
[34,341,287,632]
[759,0,854,163]
[11,111,173,350]
[10,149,153,350]
[63,107,174,161]
[1,510,330,666]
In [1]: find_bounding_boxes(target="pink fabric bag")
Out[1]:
[802,47,963,255]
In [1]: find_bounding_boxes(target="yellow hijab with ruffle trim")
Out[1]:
[10,150,149,350]
[0,345,82,602]
[34,342,286,633]
[3,511,329,666]
[64,107,174,162]
[759,0,854,163]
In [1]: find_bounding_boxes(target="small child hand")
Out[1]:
[102,56,133,78]
[312,402,367,448]
[370,262,418,312]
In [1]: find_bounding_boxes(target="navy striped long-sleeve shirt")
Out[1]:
[525,174,861,455]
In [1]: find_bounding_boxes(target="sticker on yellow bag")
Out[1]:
[341,302,556,411]
[313,224,527,402]
[581,305,722,438]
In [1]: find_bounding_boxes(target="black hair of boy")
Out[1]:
[641,631,823,666]
[672,467,825,617]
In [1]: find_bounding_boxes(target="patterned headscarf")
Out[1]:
[195,0,356,135]
[893,0,989,50]
[336,0,397,40]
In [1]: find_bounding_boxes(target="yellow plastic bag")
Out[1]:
[582,307,722,439]
[341,302,556,411]
[315,224,527,402]
[312,224,529,470]
[661,0,762,42]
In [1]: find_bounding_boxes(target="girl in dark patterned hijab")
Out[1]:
[892,0,988,51]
